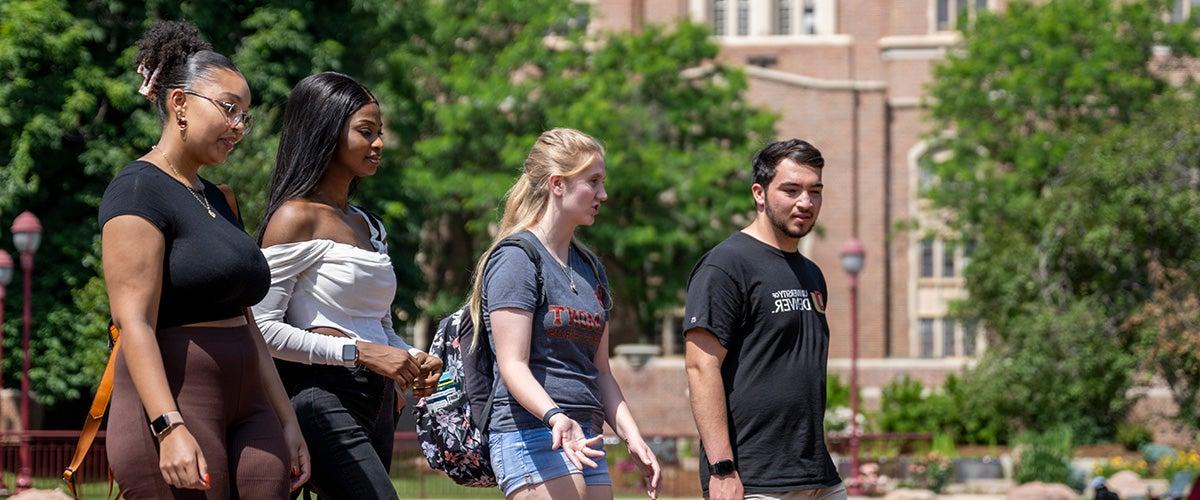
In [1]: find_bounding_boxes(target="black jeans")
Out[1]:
[277,361,398,500]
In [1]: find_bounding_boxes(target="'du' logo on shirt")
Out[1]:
[812,290,826,314]
[770,288,821,314]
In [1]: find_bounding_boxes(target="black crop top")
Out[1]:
[98,161,270,329]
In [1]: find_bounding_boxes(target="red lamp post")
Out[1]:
[0,249,11,493]
[11,212,40,492]
[840,238,865,495]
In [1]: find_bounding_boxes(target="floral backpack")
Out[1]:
[413,237,544,487]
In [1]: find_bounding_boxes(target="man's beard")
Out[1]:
[765,196,814,239]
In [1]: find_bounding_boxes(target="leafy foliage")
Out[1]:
[0,0,773,417]
[1014,428,1074,485]
[923,0,1200,441]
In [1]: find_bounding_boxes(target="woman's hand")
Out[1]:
[548,414,605,470]
[283,421,311,492]
[356,341,421,388]
[411,352,443,398]
[158,425,209,490]
[627,436,662,499]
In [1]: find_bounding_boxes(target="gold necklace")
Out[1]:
[153,146,215,218]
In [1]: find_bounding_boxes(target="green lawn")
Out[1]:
[7,475,683,499]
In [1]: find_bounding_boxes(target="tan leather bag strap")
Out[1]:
[64,184,239,498]
[63,323,121,498]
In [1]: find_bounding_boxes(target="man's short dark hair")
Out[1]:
[752,139,824,187]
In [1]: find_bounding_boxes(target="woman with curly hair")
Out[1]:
[99,20,309,499]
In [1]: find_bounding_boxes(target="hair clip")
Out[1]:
[137,62,163,102]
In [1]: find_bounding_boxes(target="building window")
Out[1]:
[712,0,728,35]
[920,238,935,278]
[962,239,976,271]
[936,0,950,30]
[963,320,978,356]
[802,0,817,35]
[1172,0,1200,22]
[918,163,934,192]
[706,0,829,37]
[919,319,935,358]
[935,0,990,31]
[775,0,793,35]
[942,242,956,277]
[942,318,956,356]
[736,0,750,35]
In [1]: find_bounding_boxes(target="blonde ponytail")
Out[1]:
[466,128,605,349]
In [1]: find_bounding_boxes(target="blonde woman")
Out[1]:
[466,129,660,499]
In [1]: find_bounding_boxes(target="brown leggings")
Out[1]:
[107,325,289,499]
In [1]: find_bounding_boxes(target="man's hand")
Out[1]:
[708,471,743,500]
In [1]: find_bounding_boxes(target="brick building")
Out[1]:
[582,0,997,436]
[580,1,1194,444]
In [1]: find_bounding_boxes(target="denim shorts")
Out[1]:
[487,423,611,496]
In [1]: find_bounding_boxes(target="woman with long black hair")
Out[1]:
[251,72,442,498]
[100,20,309,499]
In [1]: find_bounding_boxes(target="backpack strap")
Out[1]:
[495,236,546,306]
[63,322,122,499]
[473,236,546,432]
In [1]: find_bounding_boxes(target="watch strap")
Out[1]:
[150,411,184,438]
[708,458,736,476]
[542,407,566,427]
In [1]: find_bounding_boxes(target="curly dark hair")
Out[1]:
[134,20,239,121]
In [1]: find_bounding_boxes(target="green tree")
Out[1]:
[0,0,417,415]
[923,0,1199,441]
[381,0,775,344]
[1062,97,1200,430]
[1,0,773,418]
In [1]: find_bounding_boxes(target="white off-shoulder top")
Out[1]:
[251,206,421,366]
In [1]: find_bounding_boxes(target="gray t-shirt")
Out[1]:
[482,230,609,432]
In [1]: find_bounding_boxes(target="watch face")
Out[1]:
[342,343,357,362]
[151,414,173,435]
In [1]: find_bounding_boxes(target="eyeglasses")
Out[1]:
[183,90,254,132]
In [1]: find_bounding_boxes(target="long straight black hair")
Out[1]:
[257,72,378,243]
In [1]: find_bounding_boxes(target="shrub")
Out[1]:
[1116,422,1154,451]
[901,452,954,493]
[942,374,1009,445]
[931,433,959,458]
[828,373,851,409]
[876,376,951,433]
[1141,443,1176,465]
[1015,428,1074,485]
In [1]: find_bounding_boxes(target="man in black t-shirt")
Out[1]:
[684,139,846,500]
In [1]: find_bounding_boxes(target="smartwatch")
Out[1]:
[341,342,359,365]
[708,459,736,477]
[542,407,566,427]
[150,411,184,438]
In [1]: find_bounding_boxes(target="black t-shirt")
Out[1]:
[98,161,270,329]
[683,231,841,494]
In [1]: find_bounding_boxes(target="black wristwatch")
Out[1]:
[708,459,736,477]
[341,342,359,365]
